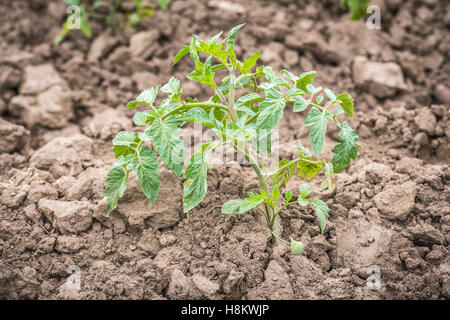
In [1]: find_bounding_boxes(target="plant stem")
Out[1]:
[162,102,229,120]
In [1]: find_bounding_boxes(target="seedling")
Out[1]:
[104,25,360,254]
[341,0,370,20]
[54,0,169,45]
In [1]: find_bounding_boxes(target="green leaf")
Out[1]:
[296,71,317,91]
[286,88,305,97]
[147,116,185,177]
[161,77,181,95]
[189,36,201,65]
[182,107,216,128]
[303,107,327,157]
[290,238,304,255]
[336,92,354,117]
[221,199,246,215]
[331,122,359,173]
[243,51,260,71]
[222,193,264,215]
[112,131,138,147]
[128,87,159,109]
[173,45,189,65]
[80,8,91,37]
[104,167,128,216]
[342,0,369,20]
[297,159,323,181]
[222,124,255,142]
[316,95,324,104]
[281,70,298,83]
[293,96,310,112]
[183,142,211,212]
[285,190,293,202]
[256,86,286,135]
[157,0,169,10]
[324,88,337,101]
[226,23,245,51]
[273,159,296,188]
[236,93,263,108]
[306,84,323,96]
[298,198,309,206]
[113,145,134,158]
[296,142,312,158]
[311,198,330,233]
[320,162,336,191]
[299,184,312,198]
[133,145,160,204]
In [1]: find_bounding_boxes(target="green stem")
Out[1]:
[162,102,229,120]
[269,201,296,229]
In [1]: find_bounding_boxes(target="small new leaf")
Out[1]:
[331,122,359,173]
[290,238,304,255]
[311,198,330,233]
[183,142,211,212]
[104,167,128,216]
[336,92,354,117]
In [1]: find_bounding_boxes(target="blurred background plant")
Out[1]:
[54,0,169,45]
[341,0,370,20]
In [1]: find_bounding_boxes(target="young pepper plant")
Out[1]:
[103,24,360,255]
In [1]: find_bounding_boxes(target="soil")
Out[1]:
[0,0,449,300]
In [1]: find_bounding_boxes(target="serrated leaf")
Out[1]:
[281,70,298,83]
[290,238,304,255]
[297,158,323,181]
[236,93,263,108]
[161,77,181,95]
[128,87,159,109]
[324,88,337,101]
[331,122,359,173]
[173,45,189,65]
[336,92,354,117]
[256,86,286,136]
[133,145,160,204]
[112,131,138,147]
[104,167,128,216]
[312,198,330,233]
[222,193,264,215]
[293,96,310,112]
[182,107,216,128]
[286,88,305,97]
[273,159,296,188]
[296,142,312,158]
[296,71,317,91]
[226,23,245,51]
[299,184,312,198]
[320,162,336,191]
[222,124,255,141]
[303,107,327,157]
[147,116,185,177]
[113,145,134,158]
[183,142,211,212]
[243,51,260,70]
[298,198,309,206]
[306,84,322,95]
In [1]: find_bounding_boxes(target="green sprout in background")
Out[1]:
[54,0,169,45]
[341,0,370,20]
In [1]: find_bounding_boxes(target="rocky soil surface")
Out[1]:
[0,0,449,299]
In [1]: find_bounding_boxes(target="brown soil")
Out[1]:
[0,0,449,300]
